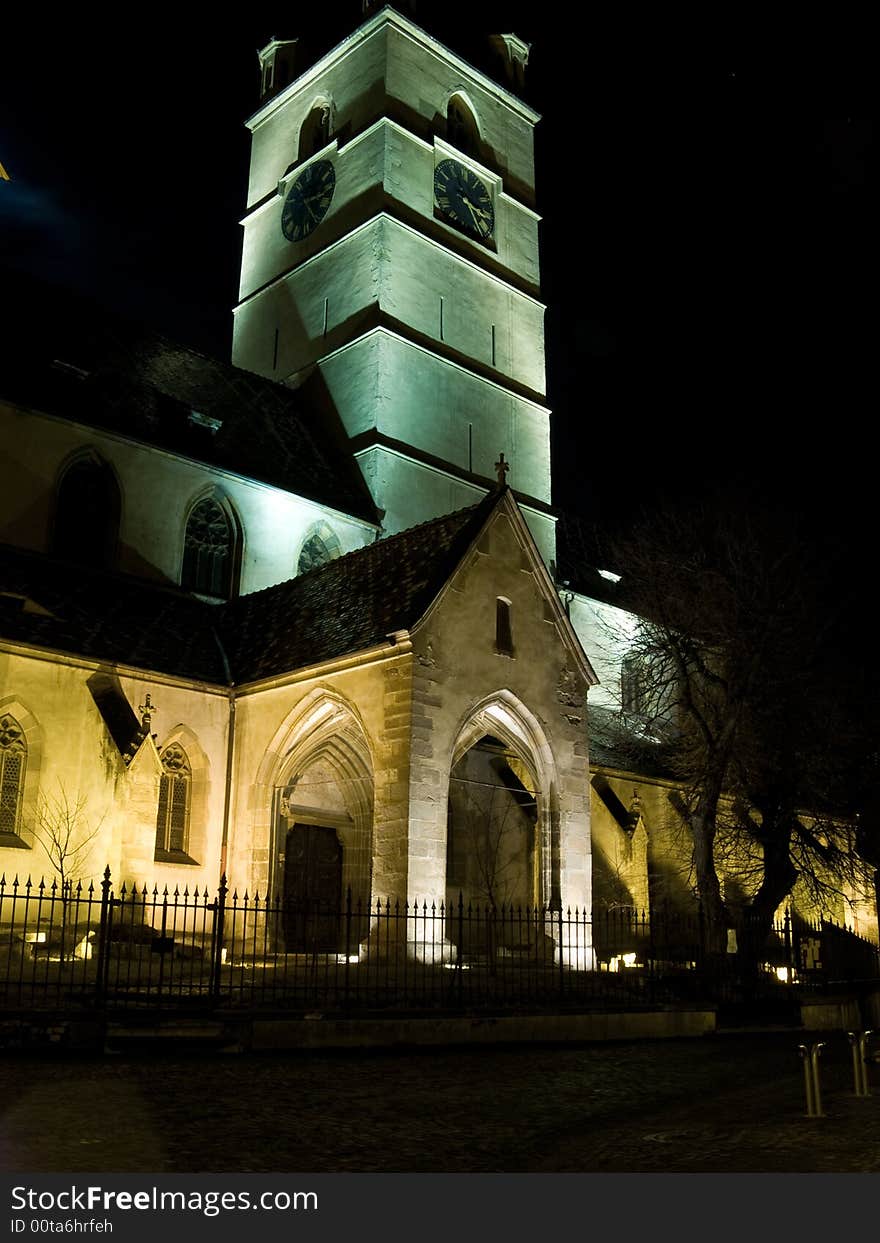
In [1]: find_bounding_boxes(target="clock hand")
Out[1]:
[463,197,490,234]
[463,198,482,227]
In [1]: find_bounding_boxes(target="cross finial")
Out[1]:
[138,693,156,733]
[494,452,510,488]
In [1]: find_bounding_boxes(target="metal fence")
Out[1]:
[1,869,878,1014]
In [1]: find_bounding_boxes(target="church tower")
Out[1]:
[232,6,555,564]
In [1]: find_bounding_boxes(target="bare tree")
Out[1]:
[32,782,104,959]
[451,779,533,911]
[603,493,874,966]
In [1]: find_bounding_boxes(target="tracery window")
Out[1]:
[0,714,26,839]
[155,744,192,859]
[181,497,235,598]
[297,522,342,576]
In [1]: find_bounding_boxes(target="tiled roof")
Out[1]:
[588,705,676,780]
[0,545,225,683]
[221,498,492,683]
[1,269,377,525]
[0,495,496,684]
[554,510,621,602]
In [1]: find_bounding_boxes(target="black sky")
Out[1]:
[0,4,873,533]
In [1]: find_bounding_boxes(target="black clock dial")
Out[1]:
[281,159,336,242]
[433,158,494,241]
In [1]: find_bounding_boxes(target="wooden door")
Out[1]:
[283,825,342,951]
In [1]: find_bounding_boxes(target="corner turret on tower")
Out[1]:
[257,37,299,103]
[489,33,531,92]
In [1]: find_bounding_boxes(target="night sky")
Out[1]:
[1,4,873,535]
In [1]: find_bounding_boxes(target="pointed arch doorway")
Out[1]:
[446,734,538,915]
[270,703,374,954]
[444,694,563,959]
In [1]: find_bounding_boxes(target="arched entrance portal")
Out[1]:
[445,693,562,959]
[267,694,374,953]
[446,734,538,914]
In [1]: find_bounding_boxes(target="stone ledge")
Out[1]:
[251,1008,717,1051]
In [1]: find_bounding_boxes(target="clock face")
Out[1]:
[433,158,494,241]
[281,159,336,242]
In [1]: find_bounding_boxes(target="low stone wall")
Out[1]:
[800,997,863,1030]
[251,1008,717,1050]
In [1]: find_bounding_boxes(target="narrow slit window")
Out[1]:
[495,597,514,655]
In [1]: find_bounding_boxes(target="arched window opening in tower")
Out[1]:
[621,653,650,716]
[447,95,480,159]
[299,102,332,161]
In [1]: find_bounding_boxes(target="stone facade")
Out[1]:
[1,5,874,962]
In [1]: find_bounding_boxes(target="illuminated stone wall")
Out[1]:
[404,500,593,919]
[234,7,551,561]
[0,652,228,894]
[354,441,556,563]
[0,401,374,595]
[237,212,545,396]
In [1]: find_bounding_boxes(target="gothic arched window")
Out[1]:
[297,522,342,576]
[447,95,480,158]
[181,497,237,598]
[51,456,121,569]
[299,101,332,161]
[155,743,192,859]
[0,714,26,839]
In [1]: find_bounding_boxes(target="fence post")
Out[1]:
[343,887,352,1010]
[783,907,793,984]
[456,891,464,1006]
[210,874,227,1003]
[93,867,112,1009]
[558,904,565,999]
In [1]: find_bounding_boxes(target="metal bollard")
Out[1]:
[847,1030,873,1097]
[799,1042,826,1117]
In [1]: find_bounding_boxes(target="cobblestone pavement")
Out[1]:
[1,1031,879,1173]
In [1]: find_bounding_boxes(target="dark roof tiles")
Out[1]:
[1,270,377,524]
[0,496,495,684]
[0,546,225,683]
[222,502,486,682]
